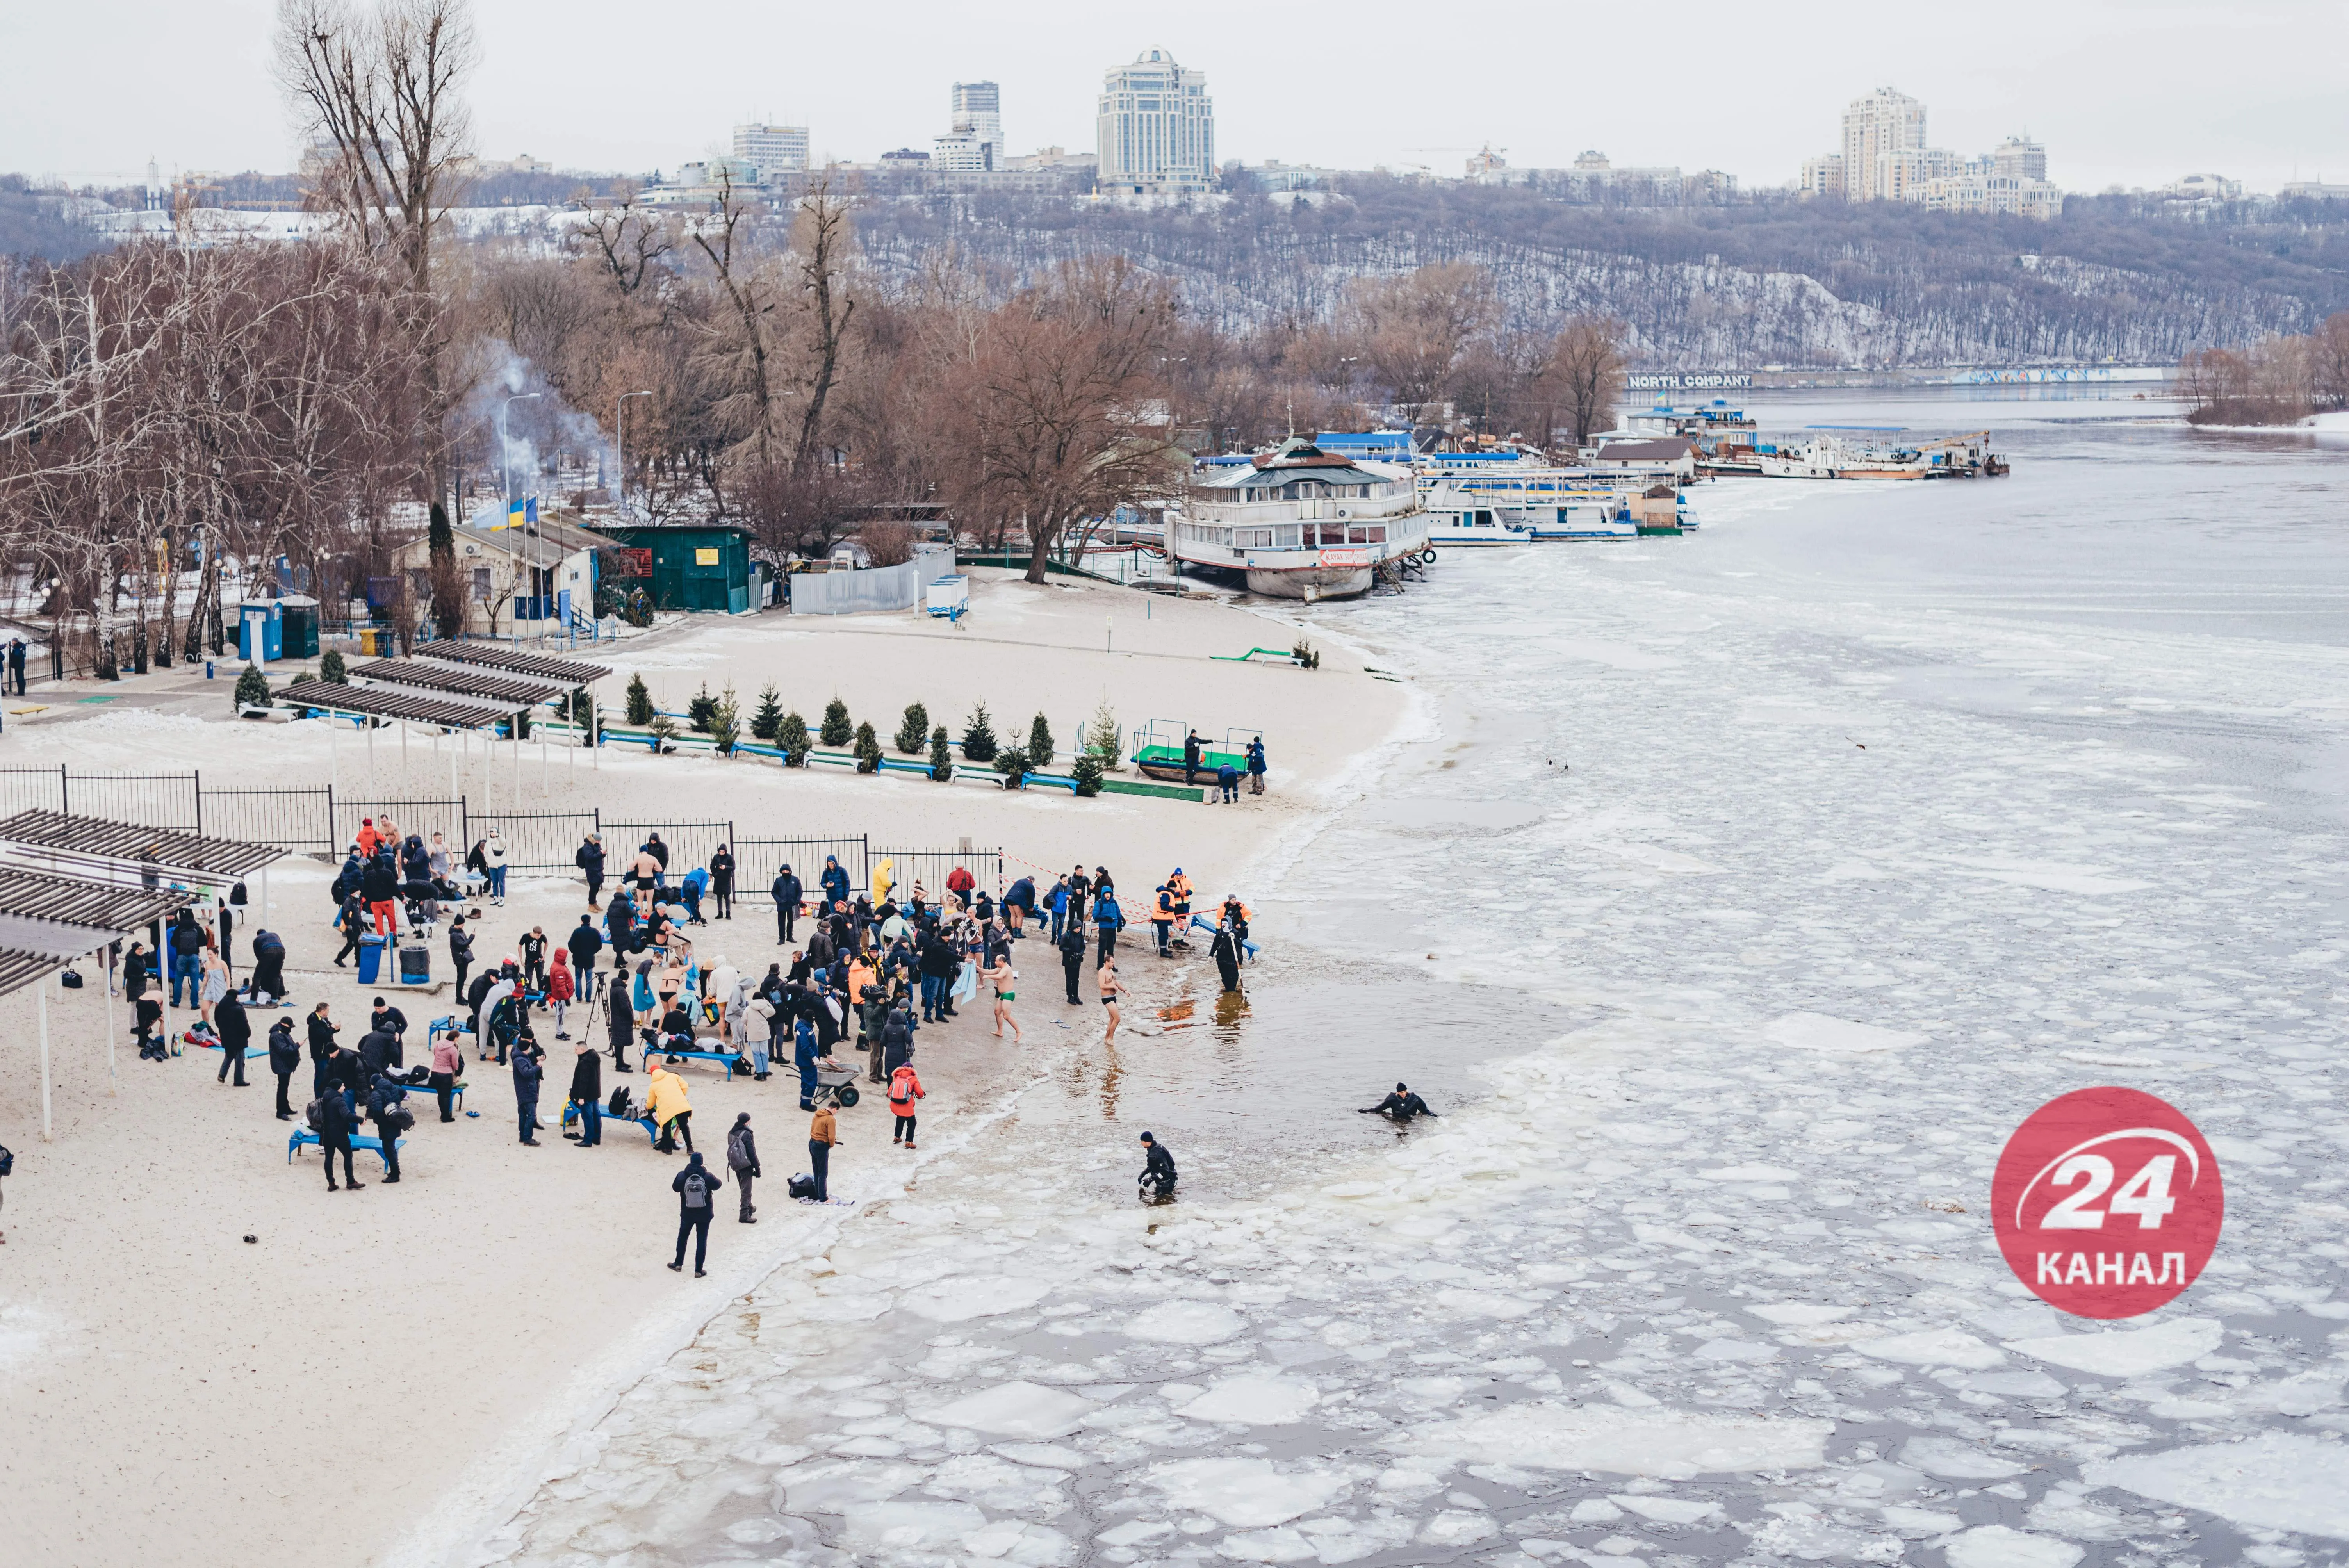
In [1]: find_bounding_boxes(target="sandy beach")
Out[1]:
[0,568,1407,1568]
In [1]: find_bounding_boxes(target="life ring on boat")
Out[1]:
[1419,548,1437,564]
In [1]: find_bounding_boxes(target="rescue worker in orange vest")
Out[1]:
[1152,883,1177,957]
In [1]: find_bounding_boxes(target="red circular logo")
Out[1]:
[1991,1087,2224,1320]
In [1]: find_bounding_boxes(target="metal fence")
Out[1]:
[333,797,467,857]
[474,809,600,872]
[733,835,871,901]
[0,766,202,831]
[873,847,1004,902]
[199,787,333,853]
[601,821,736,888]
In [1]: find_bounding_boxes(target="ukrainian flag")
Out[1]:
[501,496,538,529]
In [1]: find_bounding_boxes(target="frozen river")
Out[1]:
[474,394,2349,1568]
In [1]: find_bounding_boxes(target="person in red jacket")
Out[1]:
[547,949,577,1039]
[945,864,976,912]
[888,1062,925,1149]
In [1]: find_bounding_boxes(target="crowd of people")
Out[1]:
[157,821,1297,1251]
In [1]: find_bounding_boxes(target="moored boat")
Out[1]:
[1176,438,1431,600]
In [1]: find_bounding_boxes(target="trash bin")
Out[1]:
[398,944,431,986]
[356,933,387,985]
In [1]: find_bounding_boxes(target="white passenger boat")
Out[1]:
[1176,438,1431,600]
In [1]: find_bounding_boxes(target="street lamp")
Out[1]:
[616,390,653,519]
[499,392,543,507]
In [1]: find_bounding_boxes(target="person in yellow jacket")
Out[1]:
[1167,869,1194,950]
[872,857,895,909]
[646,1063,694,1154]
[1152,883,1177,957]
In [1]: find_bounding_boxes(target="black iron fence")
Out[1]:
[199,787,333,853]
[332,798,467,858]
[0,766,201,831]
[734,836,872,902]
[873,847,1005,903]
[474,809,600,873]
[601,821,736,889]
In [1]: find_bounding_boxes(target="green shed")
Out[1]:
[590,524,759,614]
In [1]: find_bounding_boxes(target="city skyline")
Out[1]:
[3,0,2345,194]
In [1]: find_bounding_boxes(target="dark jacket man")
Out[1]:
[215,992,252,1085]
[358,1027,401,1081]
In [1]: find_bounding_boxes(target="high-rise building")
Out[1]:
[1839,87,1928,202]
[1993,135,2047,183]
[950,81,1003,164]
[1096,47,1214,196]
[731,123,810,180]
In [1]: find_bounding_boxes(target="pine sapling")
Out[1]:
[960,700,998,763]
[895,701,930,755]
[1027,712,1053,766]
[820,696,853,748]
[929,724,954,782]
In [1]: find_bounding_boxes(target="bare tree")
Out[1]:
[1340,262,1501,421]
[947,258,1183,584]
[571,182,672,296]
[276,0,477,506]
[790,176,856,475]
[686,166,778,475]
[1545,315,1627,447]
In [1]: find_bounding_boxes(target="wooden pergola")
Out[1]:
[351,658,569,707]
[412,640,611,686]
[0,812,286,1139]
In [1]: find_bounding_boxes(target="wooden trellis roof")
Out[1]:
[0,947,69,998]
[0,865,196,930]
[0,809,284,878]
[352,659,567,706]
[276,679,515,730]
[413,640,610,685]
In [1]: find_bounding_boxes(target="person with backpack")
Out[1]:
[726,1112,760,1222]
[806,1101,839,1203]
[575,834,606,911]
[167,910,206,1005]
[214,990,251,1088]
[568,1039,603,1147]
[888,1060,924,1149]
[367,1074,412,1183]
[427,1026,463,1123]
[667,1151,722,1275]
[268,1016,301,1119]
[313,1083,362,1191]
[512,1037,544,1146]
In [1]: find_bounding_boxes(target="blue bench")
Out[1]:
[287,1127,408,1172]
[650,1046,750,1081]
[561,1102,663,1146]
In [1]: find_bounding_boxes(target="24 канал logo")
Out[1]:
[1991,1087,2224,1320]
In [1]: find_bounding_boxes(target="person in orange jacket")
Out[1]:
[888,1061,925,1149]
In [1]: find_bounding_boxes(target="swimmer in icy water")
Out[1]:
[1359,1083,1437,1123]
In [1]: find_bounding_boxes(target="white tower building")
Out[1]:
[1096,47,1214,196]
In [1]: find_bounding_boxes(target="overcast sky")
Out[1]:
[4,0,2345,194]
